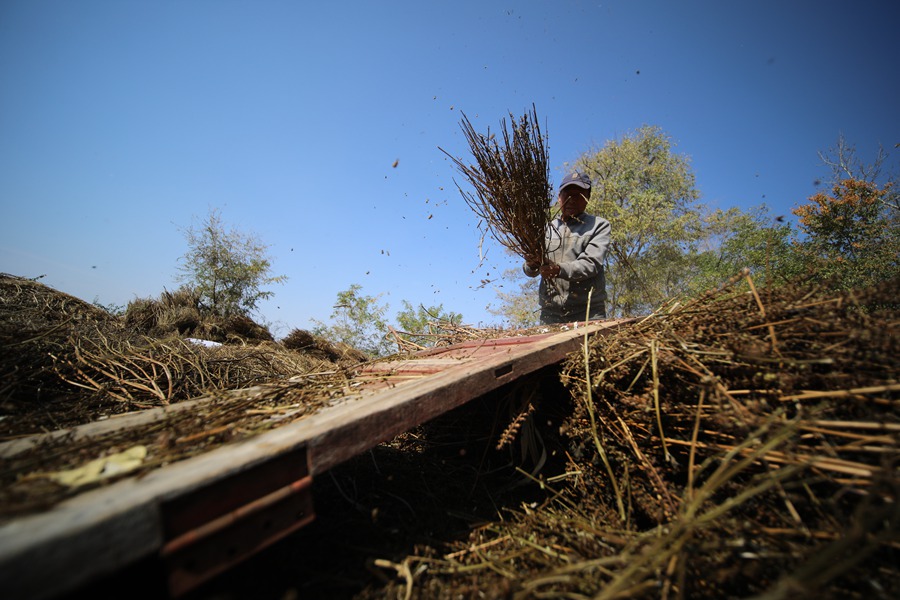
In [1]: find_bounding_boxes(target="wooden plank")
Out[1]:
[0,319,631,599]
[0,397,213,459]
[304,322,627,475]
[355,357,475,376]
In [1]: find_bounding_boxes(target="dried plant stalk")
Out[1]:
[51,333,325,409]
[441,105,554,262]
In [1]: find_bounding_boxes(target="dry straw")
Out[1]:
[441,105,555,263]
[364,274,900,598]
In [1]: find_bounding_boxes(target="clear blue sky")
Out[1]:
[2,1,897,335]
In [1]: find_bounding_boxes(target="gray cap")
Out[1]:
[559,172,591,190]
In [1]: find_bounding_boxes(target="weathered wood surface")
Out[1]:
[0,320,630,599]
[0,397,212,459]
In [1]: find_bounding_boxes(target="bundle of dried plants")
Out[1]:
[50,333,330,409]
[125,288,274,343]
[441,105,554,262]
[0,273,120,408]
[366,274,899,599]
[282,328,368,363]
[0,368,351,520]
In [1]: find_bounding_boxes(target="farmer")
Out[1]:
[523,172,611,324]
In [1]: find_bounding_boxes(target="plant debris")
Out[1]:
[442,105,555,263]
[357,273,899,599]
[2,271,898,598]
[0,274,364,437]
[0,275,577,524]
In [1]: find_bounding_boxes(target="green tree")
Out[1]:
[488,268,540,328]
[692,206,800,292]
[573,125,703,316]
[177,208,287,317]
[792,178,898,289]
[394,301,464,348]
[311,284,391,356]
[790,136,899,290]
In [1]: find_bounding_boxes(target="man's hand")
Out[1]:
[524,254,561,277]
[539,262,561,278]
[524,253,542,270]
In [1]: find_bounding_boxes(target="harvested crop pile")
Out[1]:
[364,275,899,599]
[0,277,370,521]
[3,271,898,598]
[0,275,359,438]
[124,286,274,344]
[0,273,123,430]
[283,328,369,363]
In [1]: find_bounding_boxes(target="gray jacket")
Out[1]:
[523,213,611,321]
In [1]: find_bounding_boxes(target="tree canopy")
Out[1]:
[792,177,898,289]
[311,286,468,356]
[177,208,286,318]
[573,125,703,315]
[690,206,799,293]
[310,284,391,357]
[489,130,897,324]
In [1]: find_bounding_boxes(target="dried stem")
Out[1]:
[441,105,554,262]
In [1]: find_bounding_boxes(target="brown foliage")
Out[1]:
[282,328,367,364]
[0,273,121,408]
[370,275,899,599]
[0,276,330,437]
[441,105,555,262]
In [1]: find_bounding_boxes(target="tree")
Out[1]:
[394,301,464,348]
[573,125,703,316]
[177,208,287,317]
[817,133,897,209]
[691,206,800,292]
[488,267,540,328]
[792,178,898,289]
[791,135,899,290]
[311,284,392,356]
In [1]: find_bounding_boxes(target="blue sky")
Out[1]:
[2,0,897,335]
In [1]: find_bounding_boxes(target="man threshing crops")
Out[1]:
[523,171,611,323]
[443,107,611,325]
